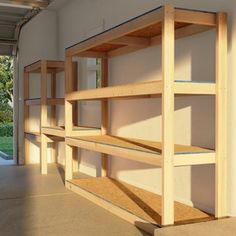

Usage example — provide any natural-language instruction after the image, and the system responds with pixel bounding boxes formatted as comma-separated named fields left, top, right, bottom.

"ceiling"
left=0, top=0, right=52, bottom=56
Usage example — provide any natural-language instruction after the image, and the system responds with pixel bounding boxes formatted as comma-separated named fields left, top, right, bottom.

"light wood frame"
left=63, top=4, right=228, bottom=232
left=24, top=60, right=65, bottom=174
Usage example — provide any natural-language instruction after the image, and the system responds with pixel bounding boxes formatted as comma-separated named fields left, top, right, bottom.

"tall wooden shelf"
left=24, top=60, right=65, bottom=173
left=63, top=5, right=227, bottom=234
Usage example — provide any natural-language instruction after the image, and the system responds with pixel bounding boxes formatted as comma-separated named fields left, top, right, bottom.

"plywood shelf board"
left=67, top=177, right=213, bottom=227
left=70, top=135, right=213, bottom=155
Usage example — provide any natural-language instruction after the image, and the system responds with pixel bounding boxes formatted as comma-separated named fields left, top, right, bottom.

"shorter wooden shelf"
left=24, top=131, right=63, bottom=143
left=66, top=135, right=215, bottom=167
left=24, top=60, right=64, bottom=73
left=24, top=98, right=41, bottom=106
left=42, top=126, right=101, bottom=138
left=42, top=126, right=65, bottom=138
left=66, top=80, right=216, bottom=101
left=66, top=177, right=213, bottom=233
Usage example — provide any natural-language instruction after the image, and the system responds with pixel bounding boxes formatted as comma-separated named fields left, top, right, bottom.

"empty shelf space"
left=66, top=81, right=216, bottom=101
left=66, top=177, right=213, bottom=229
left=24, top=98, right=41, bottom=106
left=66, top=135, right=215, bottom=167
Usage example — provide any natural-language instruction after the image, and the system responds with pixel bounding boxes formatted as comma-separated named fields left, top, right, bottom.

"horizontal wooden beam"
left=175, top=9, right=216, bottom=26
left=174, top=152, right=215, bottom=166
left=24, top=61, right=41, bottom=73
left=77, top=50, right=107, bottom=58
left=66, top=81, right=163, bottom=101
left=42, top=126, right=65, bottom=138
left=24, top=98, right=41, bottom=106
left=110, top=36, right=150, bottom=47
left=47, top=98, right=64, bottom=106
left=66, top=80, right=216, bottom=101
left=66, top=137, right=163, bottom=167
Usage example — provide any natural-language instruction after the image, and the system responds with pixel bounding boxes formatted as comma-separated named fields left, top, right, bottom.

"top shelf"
left=66, top=5, right=218, bottom=58
left=24, top=60, right=64, bottom=73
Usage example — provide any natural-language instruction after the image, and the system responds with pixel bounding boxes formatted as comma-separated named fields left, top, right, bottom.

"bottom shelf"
left=66, top=177, right=213, bottom=234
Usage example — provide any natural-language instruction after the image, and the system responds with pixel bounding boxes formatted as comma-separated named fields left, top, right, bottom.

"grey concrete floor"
left=0, top=164, right=149, bottom=236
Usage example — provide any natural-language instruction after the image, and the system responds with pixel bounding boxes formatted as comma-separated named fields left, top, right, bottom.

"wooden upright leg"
left=65, top=57, right=74, bottom=178
left=65, top=144, right=73, bottom=180
left=51, top=72, right=57, bottom=163
left=40, top=60, right=48, bottom=174
left=24, top=71, right=29, bottom=165
left=161, top=5, right=175, bottom=226
left=215, top=12, right=228, bottom=218
left=101, top=58, right=109, bottom=177
left=41, top=134, right=47, bottom=174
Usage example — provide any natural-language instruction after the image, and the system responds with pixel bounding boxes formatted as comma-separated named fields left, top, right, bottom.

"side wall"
left=18, top=0, right=236, bottom=216
left=18, top=10, right=58, bottom=164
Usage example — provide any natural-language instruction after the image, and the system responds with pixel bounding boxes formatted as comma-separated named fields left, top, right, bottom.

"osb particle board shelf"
left=66, top=177, right=213, bottom=234
left=66, top=6, right=216, bottom=58
left=66, top=80, right=216, bottom=101
left=66, top=135, right=215, bottom=167
left=41, top=126, right=101, bottom=138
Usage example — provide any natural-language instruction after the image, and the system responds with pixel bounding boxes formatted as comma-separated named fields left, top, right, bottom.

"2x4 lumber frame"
left=101, top=58, right=109, bottom=177
left=24, top=60, right=41, bottom=73
left=215, top=12, right=227, bottom=218
left=161, top=5, right=175, bottom=226
left=47, top=98, right=64, bottom=105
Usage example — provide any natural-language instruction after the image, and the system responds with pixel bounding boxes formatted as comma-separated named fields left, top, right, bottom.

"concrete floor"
left=0, top=164, right=149, bottom=236
left=1, top=163, right=236, bottom=236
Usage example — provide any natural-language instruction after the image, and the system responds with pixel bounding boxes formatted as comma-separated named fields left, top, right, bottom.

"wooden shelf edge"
left=25, top=98, right=41, bottom=106
left=41, top=127, right=65, bottom=138
left=65, top=180, right=158, bottom=235
left=66, top=81, right=216, bottom=101
left=66, top=135, right=215, bottom=167
left=47, top=98, right=64, bottom=106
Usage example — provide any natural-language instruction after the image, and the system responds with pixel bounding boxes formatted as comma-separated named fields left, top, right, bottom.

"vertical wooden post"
left=65, top=56, right=74, bottom=179
left=40, top=60, right=48, bottom=174
left=101, top=58, right=109, bottom=177
left=72, top=62, right=79, bottom=172
left=51, top=72, right=58, bottom=163
left=24, top=71, right=30, bottom=164
left=215, top=12, right=227, bottom=218
left=161, top=5, right=175, bottom=226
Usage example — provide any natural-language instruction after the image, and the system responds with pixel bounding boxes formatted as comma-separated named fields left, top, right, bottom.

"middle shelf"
left=66, top=135, right=215, bottom=167
left=66, top=80, right=216, bottom=101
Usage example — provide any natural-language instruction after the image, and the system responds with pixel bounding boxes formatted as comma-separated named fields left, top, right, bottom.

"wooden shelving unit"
left=24, top=60, right=65, bottom=173
left=64, top=5, right=227, bottom=234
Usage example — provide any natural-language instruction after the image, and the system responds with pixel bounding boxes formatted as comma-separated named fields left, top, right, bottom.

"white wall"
left=18, top=0, right=236, bottom=216
left=18, top=10, right=58, bottom=164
